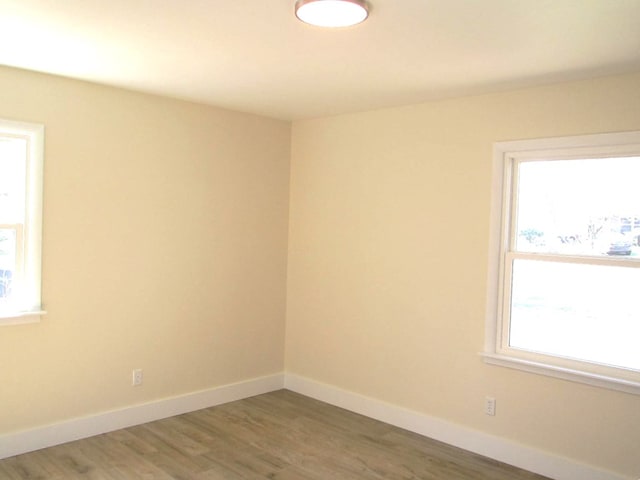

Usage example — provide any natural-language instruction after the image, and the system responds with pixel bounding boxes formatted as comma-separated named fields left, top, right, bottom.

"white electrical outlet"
left=132, top=369, right=143, bottom=386
left=485, top=396, right=496, bottom=416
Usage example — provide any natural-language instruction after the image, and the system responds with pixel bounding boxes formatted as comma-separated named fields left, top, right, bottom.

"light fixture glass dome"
left=295, top=0, right=369, bottom=28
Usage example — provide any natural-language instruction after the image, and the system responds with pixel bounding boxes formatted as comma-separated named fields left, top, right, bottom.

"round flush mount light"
left=295, top=0, right=369, bottom=28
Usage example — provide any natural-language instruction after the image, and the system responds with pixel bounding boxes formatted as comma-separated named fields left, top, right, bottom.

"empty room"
left=1, top=1, right=639, bottom=479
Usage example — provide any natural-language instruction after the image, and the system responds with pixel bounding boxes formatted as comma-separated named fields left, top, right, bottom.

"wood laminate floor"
left=0, top=390, right=551, bottom=479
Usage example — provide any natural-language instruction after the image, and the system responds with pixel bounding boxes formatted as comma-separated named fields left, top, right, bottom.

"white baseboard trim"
left=0, top=372, right=628, bottom=480
left=284, top=373, right=626, bottom=480
left=0, top=373, right=284, bottom=460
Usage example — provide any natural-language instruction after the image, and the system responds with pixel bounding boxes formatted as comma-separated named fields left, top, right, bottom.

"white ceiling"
left=1, top=0, right=639, bottom=120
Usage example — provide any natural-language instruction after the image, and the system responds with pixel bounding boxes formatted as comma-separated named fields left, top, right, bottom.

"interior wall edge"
left=283, top=373, right=627, bottom=480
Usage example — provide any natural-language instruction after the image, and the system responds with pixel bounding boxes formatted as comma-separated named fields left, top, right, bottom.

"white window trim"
left=0, top=118, right=46, bottom=325
left=483, top=131, right=640, bottom=396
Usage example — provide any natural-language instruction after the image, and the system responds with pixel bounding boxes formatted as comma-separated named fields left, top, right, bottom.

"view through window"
left=486, top=132, right=640, bottom=394
left=0, top=119, right=44, bottom=324
left=0, top=137, right=27, bottom=305
left=511, top=157, right=640, bottom=371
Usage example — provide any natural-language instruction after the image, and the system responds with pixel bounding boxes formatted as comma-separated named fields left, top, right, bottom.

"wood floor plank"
left=0, top=390, right=551, bottom=479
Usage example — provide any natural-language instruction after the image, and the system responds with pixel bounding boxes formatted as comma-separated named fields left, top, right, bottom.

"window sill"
left=0, top=310, right=47, bottom=326
left=481, top=352, right=640, bottom=396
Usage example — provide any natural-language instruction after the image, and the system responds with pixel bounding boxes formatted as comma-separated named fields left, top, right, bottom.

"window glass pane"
left=0, top=120, right=43, bottom=320
left=510, top=259, right=640, bottom=371
left=515, top=157, right=640, bottom=257
left=0, top=228, right=16, bottom=301
left=0, top=137, right=27, bottom=223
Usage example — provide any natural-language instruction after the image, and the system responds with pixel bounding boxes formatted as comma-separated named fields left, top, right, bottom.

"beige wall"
left=286, top=72, right=640, bottom=477
left=2, top=63, right=639, bottom=478
left=0, top=66, right=291, bottom=432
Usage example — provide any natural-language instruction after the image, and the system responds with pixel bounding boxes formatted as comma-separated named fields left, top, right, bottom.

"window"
left=0, top=118, right=45, bottom=325
left=484, top=131, right=640, bottom=395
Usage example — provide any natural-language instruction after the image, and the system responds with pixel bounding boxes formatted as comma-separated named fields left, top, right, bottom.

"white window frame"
left=483, top=131, right=640, bottom=395
left=0, top=118, right=46, bottom=325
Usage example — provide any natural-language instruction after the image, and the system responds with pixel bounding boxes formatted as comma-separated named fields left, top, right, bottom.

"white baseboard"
left=284, top=373, right=626, bottom=480
left=0, top=372, right=628, bottom=480
left=0, top=373, right=284, bottom=460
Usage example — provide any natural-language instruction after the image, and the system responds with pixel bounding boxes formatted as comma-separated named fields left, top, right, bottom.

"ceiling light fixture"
left=295, top=0, right=369, bottom=28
